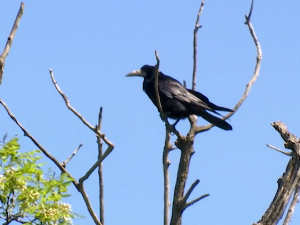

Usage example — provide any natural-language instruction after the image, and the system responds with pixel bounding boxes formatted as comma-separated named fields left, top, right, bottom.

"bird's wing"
left=159, top=80, right=214, bottom=112
left=187, top=89, right=233, bottom=112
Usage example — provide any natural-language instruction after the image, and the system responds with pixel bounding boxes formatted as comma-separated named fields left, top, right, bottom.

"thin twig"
left=0, top=100, right=102, bottom=225
left=188, top=1, right=205, bottom=129
left=183, top=193, right=209, bottom=210
left=182, top=179, right=200, bottom=203
left=62, top=143, right=83, bottom=167
left=267, top=144, right=292, bottom=156
left=97, top=107, right=105, bottom=225
left=79, top=144, right=113, bottom=183
left=49, top=69, right=114, bottom=150
left=154, top=50, right=163, bottom=118
left=194, top=0, right=261, bottom=134
left=192, top=1, right=204, bottom=91
left=283, top=180, right=300, bottom=225
left=0, top=2, right=24, bottom=85
left=0, top=99, right=77, bottom=185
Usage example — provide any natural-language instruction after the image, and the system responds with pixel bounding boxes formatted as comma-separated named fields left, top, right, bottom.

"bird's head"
left=126, top=65, right=158, bottom=79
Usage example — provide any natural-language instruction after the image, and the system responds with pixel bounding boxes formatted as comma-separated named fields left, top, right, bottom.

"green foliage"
left=0, top=137, right=80, bottom=224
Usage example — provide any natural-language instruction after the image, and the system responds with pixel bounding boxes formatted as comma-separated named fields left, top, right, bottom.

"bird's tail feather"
left=187, top=89, right=233, bottom=113
left=196, top=111, right=232, bottom=130
left=211, top=105, right=233, bottom=112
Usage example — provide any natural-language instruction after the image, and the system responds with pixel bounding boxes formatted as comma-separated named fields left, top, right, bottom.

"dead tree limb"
left=169, top=1, right=261, bottom=224
left=194, top=0, right=262, bottom=134
left=192, top=1, right=205, bottom=91
left=97, top=107, right=105, bottom=225
left=254, top=121, right=300, bottom=225
left=0, top=99, right=102, bottom=225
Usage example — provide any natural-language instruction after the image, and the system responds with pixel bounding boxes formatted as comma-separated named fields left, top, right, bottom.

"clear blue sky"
left=1, top=1, right=300, bottom=224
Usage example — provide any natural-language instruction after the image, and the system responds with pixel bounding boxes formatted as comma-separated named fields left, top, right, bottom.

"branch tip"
left=266, top=144, right=292, bottom=156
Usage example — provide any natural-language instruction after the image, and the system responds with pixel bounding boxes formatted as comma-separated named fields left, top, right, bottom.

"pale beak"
left=126, top=69, right=146, bottom=78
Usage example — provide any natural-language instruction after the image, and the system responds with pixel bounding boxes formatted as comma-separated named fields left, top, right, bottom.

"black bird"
left=126, top=65, right=233, bottom=130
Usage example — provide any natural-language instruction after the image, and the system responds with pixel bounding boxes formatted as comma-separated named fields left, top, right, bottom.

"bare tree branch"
left=154, top=50, right=182, bottom=225
left=77, top=182, right=102, bottom=225
left=181, top=179, right=200, bottom=204
left=0, top=99, right=77, bottom=183
left=183, top=193, right=209, bottom=211
left=0, top=99, right=102, bottom=225
left=97, top=107, right=105, bottom=225
left=163, top=129, right=172, bottom=225
left=283, top=180, right=300, bottom=225
left=192, top=1, right=205, bottom=91
left=154, top=50, right=163, bottom=118
left=153, top=51, right=183, bottom=139
left=62, top=143, right=83, bottom=167
left=254, top=121, right=300, bottom=225
left=194, top=0, right=262, bottom=134
left=49, top=68, right=114, bottom=182
left=0, top=2, right=24, bottom=85
left=168, top=2, right=206, bottom=224
left=170, top=1, right=262, bottom=224
left=170, top=136, right=195, bottom=225
left=267, top=144, right=292, bottom=156
left=49, top=69, right=114, bottom=150
left=79, top=145, right=113, bottom=183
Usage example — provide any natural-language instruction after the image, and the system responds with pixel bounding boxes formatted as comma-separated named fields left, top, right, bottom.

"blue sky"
left=1, top=0, right=300, bottom=224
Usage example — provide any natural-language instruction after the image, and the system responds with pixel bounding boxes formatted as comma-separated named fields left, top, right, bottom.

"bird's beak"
left=126, top=69, right=146, bottom=78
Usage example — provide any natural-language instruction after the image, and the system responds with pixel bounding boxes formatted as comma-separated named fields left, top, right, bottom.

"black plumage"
left=126, top=65, right=233, bottom=130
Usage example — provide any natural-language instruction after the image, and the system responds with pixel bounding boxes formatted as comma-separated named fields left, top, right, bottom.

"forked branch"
left=0, top=99, right=102, bottom=225
left=254, top=121, right=300, bottom=225
left=193, top=0, right=262, bottom=134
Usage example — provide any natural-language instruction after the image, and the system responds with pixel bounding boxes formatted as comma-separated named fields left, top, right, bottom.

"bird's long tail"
left=196, top=111, right=232, bottom=130
left=188, top=89, right=233, bottom=113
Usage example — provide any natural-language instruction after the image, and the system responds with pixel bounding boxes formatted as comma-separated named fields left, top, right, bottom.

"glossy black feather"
left=137, top=65, right=233, bottom=130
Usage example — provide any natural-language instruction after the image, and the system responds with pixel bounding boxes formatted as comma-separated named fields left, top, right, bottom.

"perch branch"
left=0, top=2, right=24, bottom=85
left=154, top=50, right=163, bottom=119
left=170, top=2, right=210, bottom=224
left=153, top=51, right=183, bottom=139
left=194, top=0, right=262, bottom=134
left=170, top=136, right=196, bottom=225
